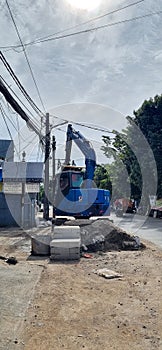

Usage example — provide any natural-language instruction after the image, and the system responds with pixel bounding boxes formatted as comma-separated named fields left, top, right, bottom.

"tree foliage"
left=94, top=165, right=112, bottom=193
left=101, top=94, right=162, bottom=203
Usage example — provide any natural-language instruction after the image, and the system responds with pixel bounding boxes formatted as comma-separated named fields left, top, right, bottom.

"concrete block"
left=31, top=235, right=51, bottom=255
left=50, top=247, right=80, bottom=261
left=50, top=237, right=81, bottom=261
left=50, top=238, right=81, bottom=248
left=53, top=226, right=80, bottom=240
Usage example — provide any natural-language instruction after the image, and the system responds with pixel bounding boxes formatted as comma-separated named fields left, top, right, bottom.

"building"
left=0, top=140, right=43, bottom=228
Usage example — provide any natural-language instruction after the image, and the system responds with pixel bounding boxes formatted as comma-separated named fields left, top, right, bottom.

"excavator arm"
left=65, top=124, right=96, bottom=182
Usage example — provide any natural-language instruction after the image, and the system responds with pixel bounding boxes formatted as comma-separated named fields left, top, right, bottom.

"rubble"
left=95, top=268, right=123, bottom=279
left=72, top=219, right=145, bottom=252
left=29, top=218, right=145, bottom=258
left=0, top=255, right=18, bottom=264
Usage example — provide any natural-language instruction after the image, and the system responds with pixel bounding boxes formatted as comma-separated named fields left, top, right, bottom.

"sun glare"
left=66, top=0, right=101, bottom=11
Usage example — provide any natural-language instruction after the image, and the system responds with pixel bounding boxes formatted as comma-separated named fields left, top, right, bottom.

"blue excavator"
left=54, top=124, right=110, bottom=218
left=0, top=76, right=110, bottom=219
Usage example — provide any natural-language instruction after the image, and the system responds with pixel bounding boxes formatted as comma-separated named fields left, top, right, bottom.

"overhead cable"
left=16, top=113, right=21, bottom=155
left=0, top=51, right=44, bottom=117
left=5, top=0, right=46, bottom=113
left=1, top=100, right=26, bottom=140
left=0, top=102, right=21, bottom=159
left=13, top=0, right=144, bottom=49
left=0, top=75, right=42, bottom=130
left=1, top=9, right=161, bottom=50
left=29, top=10, right=162, bottom=46
left=0, top=76, right=45, bottom=143
left=19, top=134, right=41, bottom=153
left=0, top=102, right=13, bottom=140
left=50, top=114, right=114, bottom=134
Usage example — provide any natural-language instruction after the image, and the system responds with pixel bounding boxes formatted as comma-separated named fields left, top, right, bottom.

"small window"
left=71, top=173, right=83, bottom=188
left=60, top=175, right=69, bottom=191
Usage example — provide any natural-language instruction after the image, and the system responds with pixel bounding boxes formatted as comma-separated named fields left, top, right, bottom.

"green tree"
left=101, top=132, right=142, bottom=201
left=133, top=95, right=162, bottom=198
left=39, top=184, right=44, bottom=203
left=101, top=94, right=161, bottom=206
left=94, top=164, right=112, bottom=193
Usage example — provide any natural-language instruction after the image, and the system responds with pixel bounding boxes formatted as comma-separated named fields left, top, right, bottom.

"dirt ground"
left=0, top=222, right=162, bottom=350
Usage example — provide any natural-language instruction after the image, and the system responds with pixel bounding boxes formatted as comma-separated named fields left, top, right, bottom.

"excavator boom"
left=65, top=124, right=96, bottom=183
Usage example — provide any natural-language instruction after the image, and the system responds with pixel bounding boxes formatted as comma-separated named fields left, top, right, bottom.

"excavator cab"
left=54, top=166, right=85, bottom=209
left=59, top=166, right=84, bottom=194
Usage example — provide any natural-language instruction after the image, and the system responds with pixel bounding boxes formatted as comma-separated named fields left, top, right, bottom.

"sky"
left=0, top=0, right=162, bottom=166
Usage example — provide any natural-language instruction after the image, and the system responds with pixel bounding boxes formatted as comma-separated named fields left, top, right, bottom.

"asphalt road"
left=111, top=212, right=162, bottom=249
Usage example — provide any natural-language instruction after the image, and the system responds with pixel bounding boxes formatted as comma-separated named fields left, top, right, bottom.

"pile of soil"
left=65, top=218, right=145, bottom=252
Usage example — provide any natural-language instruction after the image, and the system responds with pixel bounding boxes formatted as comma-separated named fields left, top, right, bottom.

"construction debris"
left=95, top=268, right=123, bottom=279
left=31, top=235, right=51, bottom=256
left=50, top=226, right=81, bottom=261
left=0, top=255, right=18, bottom=265
left=29, top=218, right=145, bottom=259
left=77, top=219, right=145, bottom=252
left=82, top=253, right=93, bottom=259
left=6, top=256, right=18, bottom=265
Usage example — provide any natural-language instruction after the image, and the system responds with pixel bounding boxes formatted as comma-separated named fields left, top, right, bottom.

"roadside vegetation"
left=96, top=94, right=162, bottom=207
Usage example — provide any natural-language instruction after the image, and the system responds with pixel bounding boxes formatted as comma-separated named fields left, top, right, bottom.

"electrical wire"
left=72, top=121, right=114, bottom=134
left=16, top=113, right=20, bottom=155
left=0, top=75, right=43, bottom=131
left=19, top=134, right=39, bottom=152
left=50, top=121, right=68, bottom=130
left=49, top=113, right=114, bottom=134
left=0, top=51, right=44, bottom=117
left=0, top=75, right=45, bottom=149
left=29, top=10, right=162, bottom=46
left=5, top=0, right=46, bottom=113
left=0, top=102, right=21, bottom=160
left=36, top=142, right=42, bottom=161
left=9, top=0, right=144, bottom=50
left=0, top=103, right=13, bottom=140
left=1, top=100, right=26, bottom=141
left=1, top=9, right=161, bottom=50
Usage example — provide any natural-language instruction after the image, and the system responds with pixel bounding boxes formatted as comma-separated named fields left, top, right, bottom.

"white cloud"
left=0, top=0, right=162, bottom=158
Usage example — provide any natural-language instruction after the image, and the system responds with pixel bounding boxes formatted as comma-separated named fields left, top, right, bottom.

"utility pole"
left=43, top=112, right=50, bottom=220
left=52, top=135, right=56, bottom=218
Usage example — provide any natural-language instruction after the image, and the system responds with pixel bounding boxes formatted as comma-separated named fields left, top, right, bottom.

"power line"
left=0, top=76, right=45, bottom=145
left=50, top=114, right=114, bottom=134
left=10, top=0, right=144, bottom=50
left=1, top=100, right=26, bottom=141
left=16, top=113, right=21, bottom=155
left=30, top=10, right=162, bottom=45
left=3, top=112, right=42, bottom=157
left=50, top=121, right=68, bottom=131
left=0, top=51, right=44, bottom=117
left=0, top=102, right=21, bottom=160
left=72, top=121, right=114, bottom=134
left=5, top=0, right=46, bottom=113
left=18, top=134, right=40, bottom=153
left=0, top=75, right=42, bottom=131
left=1, top=9, right=161, bottom=50
left=0, top=102, right=13, bottom=140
